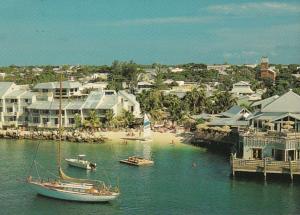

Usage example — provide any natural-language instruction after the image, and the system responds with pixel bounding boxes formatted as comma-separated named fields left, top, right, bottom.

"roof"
left=118, top=90, right=139, bottom=105
left=251, top=95, right=279, bottom=108
left=97, top=96, right=117, bottom=109
left=233, top=81, right=251, bottom=86
left=0, top=82, right=14, bottom=97
left=20, top=91, right=36, bottom=98
left=220, top=105, right=244, bottom=118
left=248, top=112, right=300, bottom=122
left=27, top=101, right=68, bottom=110
left=5, top=90, right=25, bottom=98
left=208, top=118, right=249, bottom=126
left=82, top=91, right=104, bottom=109
left=66, top=100, right=84, bottom=110
left=262, top=90, right=300, bottom=113
left=34, top=81, right=82, bottom=90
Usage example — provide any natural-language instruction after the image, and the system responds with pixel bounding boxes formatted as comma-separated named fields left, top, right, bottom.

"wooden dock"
left=120, top=156, right=154, bottom=166
left=231, top=155, right=300, bottom=180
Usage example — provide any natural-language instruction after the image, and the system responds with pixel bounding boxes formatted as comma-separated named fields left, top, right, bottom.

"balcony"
left=241, top=131, right=300, bottom=149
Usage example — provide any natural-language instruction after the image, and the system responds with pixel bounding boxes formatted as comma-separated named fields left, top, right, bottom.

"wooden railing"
left=231, top=156, right=300, bottom=180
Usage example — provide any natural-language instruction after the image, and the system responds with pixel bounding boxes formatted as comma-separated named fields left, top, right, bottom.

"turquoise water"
left=0, top=139, right=299, bottom=215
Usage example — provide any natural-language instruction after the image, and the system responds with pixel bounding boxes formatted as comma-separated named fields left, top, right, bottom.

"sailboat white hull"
left=65, top=159, right=94, bottom=170
left=29, top=182, right=119, bottom=202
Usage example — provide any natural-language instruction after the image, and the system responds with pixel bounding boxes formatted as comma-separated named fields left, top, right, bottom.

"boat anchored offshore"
left=120, top=156, right=154, bottom=166
left=65, top=155, right=96, bottom=170
left=27, top=72, right=119, bottom=202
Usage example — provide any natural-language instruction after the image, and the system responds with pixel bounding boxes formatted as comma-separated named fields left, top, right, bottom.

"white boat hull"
left=65, top=159, right=93, bottom=170
left=29, top=182, right=119, bottom=202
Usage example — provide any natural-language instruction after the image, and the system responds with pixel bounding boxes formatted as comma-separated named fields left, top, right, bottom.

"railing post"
left=230, top=153, right=235, bottom=177
left=263, top=158, right=267, bottom=181
left=289, top=157, right=293, bottom=181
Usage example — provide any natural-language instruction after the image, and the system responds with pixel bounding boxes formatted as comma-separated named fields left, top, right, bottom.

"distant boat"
left=65, top=155, right=96, bottom=170
left=27, top=73, right=119, bottom=202
left=120, top=156, right=154, bottom=166
left=143, top=113, right=152, bottom=141
left=121, top=113, right=152, bottom=141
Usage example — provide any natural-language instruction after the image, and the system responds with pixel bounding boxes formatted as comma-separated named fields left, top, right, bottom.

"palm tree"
left=74, top=113, right=82, bottom=128
left=104, top=110, right=114, bottom=128
left=184, top=86, right=207, bottom=114
left=211, top=90, right=237, bottom=113
left=163, top=94, right=185, bottom=127
left=86, top=110, right=101, bottom=130
left=122, top=110, right=135, bottom=128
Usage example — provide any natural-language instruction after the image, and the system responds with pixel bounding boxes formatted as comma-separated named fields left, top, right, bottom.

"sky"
left=0, top=0, right=299, bottom=66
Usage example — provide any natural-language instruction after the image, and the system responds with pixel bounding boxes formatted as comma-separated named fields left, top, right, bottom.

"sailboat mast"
left=58, top=72, right=63, bottom=171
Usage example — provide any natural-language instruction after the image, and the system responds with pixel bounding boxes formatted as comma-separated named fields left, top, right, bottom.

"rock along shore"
left=0, top=129, right=106, bottom=143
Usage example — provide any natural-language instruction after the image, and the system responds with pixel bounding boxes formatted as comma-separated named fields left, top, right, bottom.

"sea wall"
left=0, top=129, right=106, bottom=143
left=191, top=130, right=239, bottom=154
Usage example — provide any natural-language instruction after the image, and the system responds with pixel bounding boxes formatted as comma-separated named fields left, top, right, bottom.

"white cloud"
left=97, top=16, right=214, bottom=27
left=208, top=2, right=300, bottom=14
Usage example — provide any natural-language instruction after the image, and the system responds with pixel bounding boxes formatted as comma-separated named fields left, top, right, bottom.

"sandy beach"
left=99, top=130, right=192, bottom=144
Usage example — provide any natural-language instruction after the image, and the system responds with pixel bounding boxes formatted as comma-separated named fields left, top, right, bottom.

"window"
left=54, top=118, right=58, bottom=125
left=0, top=107, right=2, bottom=112
left=41, top=110, right=49, bottom=115
left=42, top=89, right=48, bottom=93
left=10, top=99, right=17, bottom=103
left=252, top=148, right=262, bottom=159
left=7, top=107, right=13, bottom=113
left=69, top=118, right=75, bottom=124
left=33, top=117, right=40, bottom=123
left=130, top=106, right=134, bottom=113
left=42, top=118, right=49, bottom=124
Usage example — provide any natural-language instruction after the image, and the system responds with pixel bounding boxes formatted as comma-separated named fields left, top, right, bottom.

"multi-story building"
left=27, top=89, right=141, bottom=128
left=0, top=82, right=36, bottom=128
left=231, top=90, right=300, bottom=179
left=260, top=57, right=276, bottom=81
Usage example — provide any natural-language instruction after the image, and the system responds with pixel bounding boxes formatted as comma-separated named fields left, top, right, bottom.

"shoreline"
left=0, top=128, right=193, bottom=145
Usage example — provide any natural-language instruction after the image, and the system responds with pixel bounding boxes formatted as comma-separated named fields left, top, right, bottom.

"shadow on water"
left=232, top=172, right=300, bottom=185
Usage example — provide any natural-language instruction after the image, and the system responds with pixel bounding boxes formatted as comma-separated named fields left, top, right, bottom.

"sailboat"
left=27, top=74, right=119, bottom=202
left=142, top=113, right=152, bottom=141
left=120, top=113, right=152, bottom=141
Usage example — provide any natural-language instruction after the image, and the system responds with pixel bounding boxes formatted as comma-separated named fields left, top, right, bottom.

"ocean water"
left=0, top=139, right=299, bottom=215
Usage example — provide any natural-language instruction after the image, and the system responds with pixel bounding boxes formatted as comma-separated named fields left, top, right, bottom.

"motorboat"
left=65, top=155, right=96, bottom=170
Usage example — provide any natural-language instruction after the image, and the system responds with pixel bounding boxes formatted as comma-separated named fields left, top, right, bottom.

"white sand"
left=99, top=131, right=189, bottom=144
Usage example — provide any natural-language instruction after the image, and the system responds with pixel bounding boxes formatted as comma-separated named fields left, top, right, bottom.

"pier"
left=231, top=155, right=300, bottom=180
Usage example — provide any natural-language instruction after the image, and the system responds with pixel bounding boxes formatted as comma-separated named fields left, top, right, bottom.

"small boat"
left=65, top=155, right=96, bottom=170
left=120, top=156, right=154, bottom=166
left=120, top=113, right=152, bottom=142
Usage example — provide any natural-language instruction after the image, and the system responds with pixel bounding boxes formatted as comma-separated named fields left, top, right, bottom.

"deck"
left=231, top=156, right=300, bottom=180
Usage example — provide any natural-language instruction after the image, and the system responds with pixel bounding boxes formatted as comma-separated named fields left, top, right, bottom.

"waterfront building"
left=248, top=90, right=300, bottom=132
left=27, top=89, right=141, bottom=128
left=232, top=90, right=300, bottom=179
left=207, top=105, right=251, bottom=129
left=0, top=82, right=36, bottom=128
left=33, top=81, right=83, bottom=99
